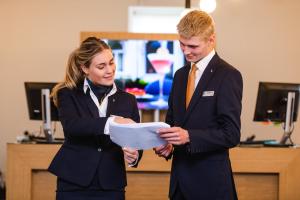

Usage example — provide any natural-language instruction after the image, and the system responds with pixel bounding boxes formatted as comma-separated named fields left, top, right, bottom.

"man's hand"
left=154, top=143, right=173, bottom=158
left=158, top=127, right=190, bottom=145
left=123, top=147, right=138, bottom=165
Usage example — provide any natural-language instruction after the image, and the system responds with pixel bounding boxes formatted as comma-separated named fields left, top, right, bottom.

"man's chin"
left=185, top=57, right=195, bottom=63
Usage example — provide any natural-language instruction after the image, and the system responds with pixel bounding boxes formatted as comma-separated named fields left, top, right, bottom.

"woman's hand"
left=114, top=116, right=135, bottom=124
left=123, top=147, right=139, bottom=165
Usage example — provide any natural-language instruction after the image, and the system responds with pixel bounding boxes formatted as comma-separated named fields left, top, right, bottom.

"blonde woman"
left=49, top=37, right=142, bottom=200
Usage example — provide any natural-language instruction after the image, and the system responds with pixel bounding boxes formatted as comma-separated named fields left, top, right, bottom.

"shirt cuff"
left=128, top=151, right=139, bottom=167
left=104, top=116, right=115, bottom=135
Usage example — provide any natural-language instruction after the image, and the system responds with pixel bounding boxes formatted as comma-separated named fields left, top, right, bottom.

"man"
left=155, top=10, right=243, bottom=200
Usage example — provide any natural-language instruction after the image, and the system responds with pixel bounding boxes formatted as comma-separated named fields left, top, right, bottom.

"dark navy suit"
left=48, top=84, right=141, bottom=196
left=167, top=54, right=243, bottom=200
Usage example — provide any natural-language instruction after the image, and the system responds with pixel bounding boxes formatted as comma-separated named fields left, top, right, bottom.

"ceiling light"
left=199, top=0, right=217, bottom=13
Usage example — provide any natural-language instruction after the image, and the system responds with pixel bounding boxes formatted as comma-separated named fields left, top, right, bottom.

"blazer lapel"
left=106, top=89, right=120, bottom=117
left=183, top=54, right=220, bottom=124
left=77, top=87, right=99, bottom=118
left=178, top=65, right=190, bottom=119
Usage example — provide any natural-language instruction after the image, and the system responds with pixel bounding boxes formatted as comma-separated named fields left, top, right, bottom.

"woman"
left=48, top=37, right=142, bottom=200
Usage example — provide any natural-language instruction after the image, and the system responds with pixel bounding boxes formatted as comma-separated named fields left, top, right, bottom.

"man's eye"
left=189, top=46, right=198, bottom=49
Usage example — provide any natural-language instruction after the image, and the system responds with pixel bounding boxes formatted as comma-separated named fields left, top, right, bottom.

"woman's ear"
left=80, top=65, right=88, bottom=75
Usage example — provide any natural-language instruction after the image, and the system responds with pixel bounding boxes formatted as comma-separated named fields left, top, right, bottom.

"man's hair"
left=177, top=10, right=215, bottom=40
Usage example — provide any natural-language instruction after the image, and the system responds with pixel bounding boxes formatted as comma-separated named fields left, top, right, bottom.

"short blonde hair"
left=177, top=10, right=215, bottom=40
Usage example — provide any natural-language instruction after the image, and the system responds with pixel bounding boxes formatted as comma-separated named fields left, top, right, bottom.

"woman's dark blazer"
left=48, top=84, right=141, bottom=190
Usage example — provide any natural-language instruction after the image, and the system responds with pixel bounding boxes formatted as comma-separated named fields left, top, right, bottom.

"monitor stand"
left=30, top=129, right=64, bottom=144
left=35, top=139, right=64, bottom=144
left=263, top=143, right=293, bottom=147
left=33, top=134, right=64, bottom=144
left=38, top=89, right=63, bottom=144
left=264, top=92, right=296, bottom=148
left=263, top=131, right=294, bottom=148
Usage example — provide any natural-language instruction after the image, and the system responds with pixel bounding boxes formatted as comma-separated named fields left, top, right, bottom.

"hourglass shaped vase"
left=147, top=47, right=174, bottom=107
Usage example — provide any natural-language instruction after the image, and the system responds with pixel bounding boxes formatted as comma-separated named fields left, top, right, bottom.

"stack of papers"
left=109, top=122, right=170, bottom=150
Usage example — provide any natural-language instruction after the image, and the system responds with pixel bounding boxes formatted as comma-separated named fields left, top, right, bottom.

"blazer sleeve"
left=188, top=68, right=243, bottom=153
left=57, top=88, right=108, bottom=138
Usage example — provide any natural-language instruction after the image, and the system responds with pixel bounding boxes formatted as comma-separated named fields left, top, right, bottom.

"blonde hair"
left=177, top=10, right=215, bottom=40
left=51, top=37, right=111, bottom=106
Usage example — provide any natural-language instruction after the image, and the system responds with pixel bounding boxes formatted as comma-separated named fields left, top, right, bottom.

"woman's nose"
left=106, top=64, right=115, bottom=73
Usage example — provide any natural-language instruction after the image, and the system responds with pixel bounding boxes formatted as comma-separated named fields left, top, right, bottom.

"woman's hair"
left=51, top=37, right=111, bottom=106
left=177, top=10, right=215, bottom=40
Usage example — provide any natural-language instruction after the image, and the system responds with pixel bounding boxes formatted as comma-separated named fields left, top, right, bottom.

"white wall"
left=0, top=0, right=138, bottom=176
left=214, top=0, right=300, bottom=142
left=1, top=0, right=300, bottom=178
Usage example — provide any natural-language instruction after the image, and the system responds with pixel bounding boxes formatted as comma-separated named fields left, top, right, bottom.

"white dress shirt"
left=191, top=49, right=216, bottom=89
left=83, top=78, right=117, bottom=135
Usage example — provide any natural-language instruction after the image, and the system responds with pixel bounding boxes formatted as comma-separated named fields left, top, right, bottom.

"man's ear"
left=209, top=33, right=216, bottom=44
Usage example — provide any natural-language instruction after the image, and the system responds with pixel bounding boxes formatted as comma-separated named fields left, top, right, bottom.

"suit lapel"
left=106, top=89, right=120, bottom=116
left=183, top=54, right=220, bottom=124
left=77, top=87, right=99, bottom=118
left=85, top=95, right=99, bottom=117
left=178, top=65, right=190, bottom=119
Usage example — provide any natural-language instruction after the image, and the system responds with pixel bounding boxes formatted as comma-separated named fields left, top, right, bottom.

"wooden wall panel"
left=7, top=144, right=300, bottom=200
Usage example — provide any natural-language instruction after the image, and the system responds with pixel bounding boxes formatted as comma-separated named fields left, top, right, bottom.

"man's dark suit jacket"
left=166, top=54, right=243, bottom=200
left=48, top=85, right=141, bottom=191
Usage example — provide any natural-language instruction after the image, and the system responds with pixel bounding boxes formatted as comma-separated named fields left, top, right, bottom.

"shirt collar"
left=192, top=49, right=216, bottom=71
left=83, top=78, right=117, bottom=96
left=83, top=78, right=90, bottom=94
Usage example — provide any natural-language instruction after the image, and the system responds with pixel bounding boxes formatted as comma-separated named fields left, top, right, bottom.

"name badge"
left=202, top=91, right=215, bottom=97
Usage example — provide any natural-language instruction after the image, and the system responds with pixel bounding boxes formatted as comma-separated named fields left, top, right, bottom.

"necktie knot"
left=191, top=63, right=197, bottom=74
left=186, top=64, right=197, bottom=108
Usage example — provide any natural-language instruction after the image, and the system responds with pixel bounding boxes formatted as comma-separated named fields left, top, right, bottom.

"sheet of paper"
left=109, top=122, right=170, bottom=150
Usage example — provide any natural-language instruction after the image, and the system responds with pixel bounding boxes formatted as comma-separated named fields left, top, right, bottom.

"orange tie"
left=186, top=64, right=197, bottom=108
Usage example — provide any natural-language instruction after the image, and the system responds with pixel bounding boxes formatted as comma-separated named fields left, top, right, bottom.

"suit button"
left=97, top=148, right=102, bottom=152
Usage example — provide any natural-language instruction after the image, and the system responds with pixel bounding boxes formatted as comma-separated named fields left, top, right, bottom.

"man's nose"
left=183, top=48, right=191, bottom=55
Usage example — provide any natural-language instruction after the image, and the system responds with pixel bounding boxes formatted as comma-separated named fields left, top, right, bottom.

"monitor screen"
left=102, top=37, right=186, bottom=110
left=253, top=82, right=300, bottom=122
left=24, top=82, right=59, bottom=121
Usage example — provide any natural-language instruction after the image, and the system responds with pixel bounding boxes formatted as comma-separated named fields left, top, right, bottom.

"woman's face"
left=81, top=49, right=116, bottom=86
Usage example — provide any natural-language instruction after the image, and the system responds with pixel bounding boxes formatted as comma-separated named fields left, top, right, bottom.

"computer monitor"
left=253, top=82, right=300, bottom=145
left=24, top=82, right=59, bottom=143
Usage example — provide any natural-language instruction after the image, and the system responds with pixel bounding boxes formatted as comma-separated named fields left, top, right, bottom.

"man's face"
left=179, top=34, right=215, bottom=63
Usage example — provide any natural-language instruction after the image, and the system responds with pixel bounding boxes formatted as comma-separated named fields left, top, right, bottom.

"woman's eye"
left=97, top=65, right=104, bottom=69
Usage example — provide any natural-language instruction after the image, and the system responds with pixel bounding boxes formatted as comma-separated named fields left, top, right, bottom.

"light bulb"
left=199, top=0, right=217, bottom=13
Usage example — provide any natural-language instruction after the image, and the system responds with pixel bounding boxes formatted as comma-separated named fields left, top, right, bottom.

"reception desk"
left=6, top=144, right=300, bottom=200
